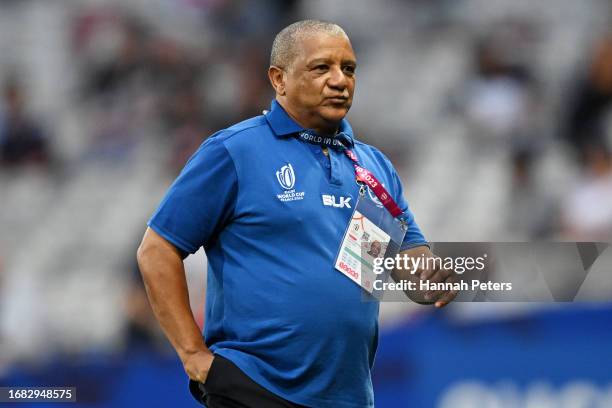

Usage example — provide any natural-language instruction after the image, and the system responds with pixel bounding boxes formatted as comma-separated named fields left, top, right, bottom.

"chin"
left=319, top=105, right=350, bottom=123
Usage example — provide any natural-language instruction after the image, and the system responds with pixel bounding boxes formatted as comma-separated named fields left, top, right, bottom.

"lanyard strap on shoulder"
left=293, top=130, right=404, bottom=219
left=343, top=149, right=404, bottom=218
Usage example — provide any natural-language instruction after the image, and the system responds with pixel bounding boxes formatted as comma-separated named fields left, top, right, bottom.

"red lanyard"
left=294, top=131, right=404, bottom=219
left=344, top=149, right=404, bottom=218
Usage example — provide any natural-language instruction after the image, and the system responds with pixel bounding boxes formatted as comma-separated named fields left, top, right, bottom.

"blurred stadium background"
left=1, top=0, right=612, bottom=407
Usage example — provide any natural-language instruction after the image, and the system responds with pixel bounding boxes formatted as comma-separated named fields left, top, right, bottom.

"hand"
left=394, top=246, right=459, bottom=308
left=182, top=350, right=215, bottom=383
left=419, top=257, right=458, bottom=308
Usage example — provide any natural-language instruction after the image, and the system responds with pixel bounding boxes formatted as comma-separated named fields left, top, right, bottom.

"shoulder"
left=353, top=140, right=396, bottom=171
left=187, top=114, right=270, bottom=163
left=208, top=115, right=270, bottom=147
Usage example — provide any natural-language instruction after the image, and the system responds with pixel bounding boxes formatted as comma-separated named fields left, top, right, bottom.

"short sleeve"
left=148, top=137, right=238, bottom=254
left=389, top=168, right=429, bottom=251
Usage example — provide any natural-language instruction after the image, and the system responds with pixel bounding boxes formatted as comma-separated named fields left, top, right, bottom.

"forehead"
left=295, top=33, right=356, bottom=63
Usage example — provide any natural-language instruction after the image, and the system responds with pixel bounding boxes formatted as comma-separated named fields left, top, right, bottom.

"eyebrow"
left=307, top=58, right=357, bottom=67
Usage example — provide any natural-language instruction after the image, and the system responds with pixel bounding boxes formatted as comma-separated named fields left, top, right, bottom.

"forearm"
left=137, top=228, right=209, bottom=362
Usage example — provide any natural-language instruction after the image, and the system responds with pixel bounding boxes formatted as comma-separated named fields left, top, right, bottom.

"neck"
left=277, top=98, right=340, bottom=136
left=313, top=123, right=340, bottom=136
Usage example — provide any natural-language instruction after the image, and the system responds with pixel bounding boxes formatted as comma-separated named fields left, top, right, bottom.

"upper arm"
left=138, top=227, right=188, bottom=262
left=383, top=158, right=428, bottom=250
left=147, top=137, right=238, bottom=254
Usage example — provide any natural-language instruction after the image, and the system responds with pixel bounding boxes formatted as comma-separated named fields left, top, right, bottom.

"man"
left=137, top=20, right=456, bottom=408
left=367, top=241, right=382, bottom=258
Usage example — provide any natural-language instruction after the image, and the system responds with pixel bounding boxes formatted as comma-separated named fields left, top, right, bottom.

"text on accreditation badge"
left=334, top=194, right=407, bottom=294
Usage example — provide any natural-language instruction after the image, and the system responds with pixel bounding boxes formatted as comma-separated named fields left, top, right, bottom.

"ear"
left=268, top=66, right=286, bottom=96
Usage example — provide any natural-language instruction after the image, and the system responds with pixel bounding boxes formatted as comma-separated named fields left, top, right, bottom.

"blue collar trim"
left=264, top=99, right=355, bottom=147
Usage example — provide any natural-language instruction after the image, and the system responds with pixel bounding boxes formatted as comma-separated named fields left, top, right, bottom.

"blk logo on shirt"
left=322, top=194, right=352, bottom=209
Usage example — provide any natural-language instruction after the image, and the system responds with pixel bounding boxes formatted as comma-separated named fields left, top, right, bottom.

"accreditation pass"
left=335, top=209, right=391, bottom=293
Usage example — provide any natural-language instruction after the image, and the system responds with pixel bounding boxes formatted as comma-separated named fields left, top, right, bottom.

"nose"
left=327, top=65, right=348, bottom=91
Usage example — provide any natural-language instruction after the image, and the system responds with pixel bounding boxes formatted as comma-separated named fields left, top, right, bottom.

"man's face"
left=369, top=241, right=381, bottom=257
left=282, top=33, right=356, bottom=131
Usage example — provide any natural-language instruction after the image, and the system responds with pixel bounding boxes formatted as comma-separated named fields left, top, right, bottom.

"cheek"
left=296, top=79, right=326, bottom=101
left=347, top=79, right=356, bottom=95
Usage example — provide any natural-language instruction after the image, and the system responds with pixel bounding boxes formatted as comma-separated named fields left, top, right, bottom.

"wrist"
left=177, top=344, right=209, bottom=363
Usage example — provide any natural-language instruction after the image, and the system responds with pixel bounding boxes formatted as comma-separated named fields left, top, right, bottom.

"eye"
left=313, top=64, right=328, bottom=72
left=343, top=65, right=356, bottom=75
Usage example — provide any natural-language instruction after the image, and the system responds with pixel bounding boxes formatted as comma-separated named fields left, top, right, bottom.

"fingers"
left=435, top=287, right=458, bottom=308
left=193, top=373, right=207, bottom=383
left=422, top=267, right=458, bottom=306
left=420, top=261, right=442, bottom=300
left=422, top=268, right=452, bottom=301
left=186, top=365, right=207, bottom=383
left=405, top=251, right=460, bottom=308
left=419, top=256, right=441, bottom=281
left=183, top=352, right=214, bottom=384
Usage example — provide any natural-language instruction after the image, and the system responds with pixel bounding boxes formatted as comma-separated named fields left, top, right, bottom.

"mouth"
left=324, top=97, right=349, bottom=105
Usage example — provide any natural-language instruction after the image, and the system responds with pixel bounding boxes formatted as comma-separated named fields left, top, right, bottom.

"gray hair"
left=270, top=20, right=347, bottom=69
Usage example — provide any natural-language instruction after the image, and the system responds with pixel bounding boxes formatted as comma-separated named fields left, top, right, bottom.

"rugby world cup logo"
left=276, top=163, right=295, bottom=190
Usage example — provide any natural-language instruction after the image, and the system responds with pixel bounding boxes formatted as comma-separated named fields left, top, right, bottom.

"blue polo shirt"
left=148, top=100, right=427, bottom=407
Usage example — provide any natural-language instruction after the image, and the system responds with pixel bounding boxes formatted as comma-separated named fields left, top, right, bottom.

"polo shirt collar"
left=264, top=99, right=355, bottom=147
